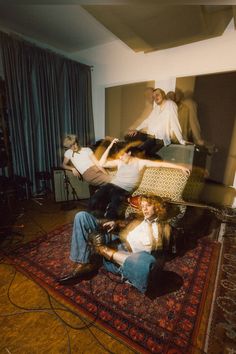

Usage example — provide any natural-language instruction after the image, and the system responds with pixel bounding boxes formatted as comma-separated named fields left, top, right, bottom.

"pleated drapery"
left=0, top=31, right=95, bottom=193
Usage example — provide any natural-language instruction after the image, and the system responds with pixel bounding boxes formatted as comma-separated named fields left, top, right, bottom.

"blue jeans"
left=104, top=252, right=158, bottom=293
left=70, top=211, right=116, bottom=263
left=70, top=211, right=163, bottom=293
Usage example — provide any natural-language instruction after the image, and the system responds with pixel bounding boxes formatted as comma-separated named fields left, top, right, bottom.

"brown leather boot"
left=88, top=231, right=105, bottom=249
left=58, top=263, right=97, bottom=284
left=96, top=245, right=116, bottom=261
left=88, top=231, right=116, bottom=261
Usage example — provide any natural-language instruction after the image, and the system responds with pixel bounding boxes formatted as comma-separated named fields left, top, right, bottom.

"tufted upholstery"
left=125, top=167, right=189, bottom=217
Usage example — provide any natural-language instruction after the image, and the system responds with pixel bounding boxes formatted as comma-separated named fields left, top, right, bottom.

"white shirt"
left=136, top=100, right=185, bottom=146
left=110, top=158, right=152, bottom=192
left=64, top=147, right=94, bottom=175
left=126, top=219, right=159, bottom=253
left=106, top=157, right=157, bottom=192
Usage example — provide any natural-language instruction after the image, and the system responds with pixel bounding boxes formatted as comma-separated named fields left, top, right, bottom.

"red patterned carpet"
left=3, top=224, right=221, bottom=354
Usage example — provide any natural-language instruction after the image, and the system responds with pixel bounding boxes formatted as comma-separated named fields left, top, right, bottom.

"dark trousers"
left=124, top=132, right=164, bottom=158
left=88, top=183, right=130, bottom=219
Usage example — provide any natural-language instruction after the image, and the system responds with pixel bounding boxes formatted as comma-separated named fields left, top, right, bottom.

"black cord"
left=0, top=262, right=123, bottom=354
left=47, top=293, right=116, bottom=354
left=0, top=208, right=137, bottom=353
left=0, top=264, right=72, bottom=354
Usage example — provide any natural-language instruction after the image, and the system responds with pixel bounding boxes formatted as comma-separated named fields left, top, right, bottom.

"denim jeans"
left=70, top=211, right=116, bottom=263
left=70, top=211, right=163, bottom=293
left=104, top=251, right=158, bottom=293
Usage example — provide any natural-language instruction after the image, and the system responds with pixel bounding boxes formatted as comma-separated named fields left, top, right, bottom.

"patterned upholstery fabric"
left=126, top=167, right=189, bottom=217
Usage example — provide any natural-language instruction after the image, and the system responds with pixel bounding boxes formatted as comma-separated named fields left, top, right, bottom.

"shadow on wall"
left=176, top=71, right=236, bottom=186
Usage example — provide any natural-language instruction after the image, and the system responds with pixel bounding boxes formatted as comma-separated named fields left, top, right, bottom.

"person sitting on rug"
left=62, top=134, right=111, bottom=186
left=58, top=195, right=173, bottom=294
left=88, top=138, right=190, bottom=219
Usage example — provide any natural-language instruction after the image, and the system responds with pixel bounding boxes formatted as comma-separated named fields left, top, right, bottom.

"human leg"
left=102, top=249, right=130, bottom=276
left=97, top=246, right=130, bottom=265
left=88, top=230, right=165, bottom=293
left=104, top=186, right=129, bottom=219
left=70, top=211, right=99, bottom=263
left=88, top=184, right=113, bottom=214
left=149, top=139, right=164, bottom=157
left=124, top=131, right=148, bottom=143
left=138, top=137, right=164, bottom=159
left=87, top=233, right=158, bottom=293
left=88, top=231, right=129, bottom=272
left=89, top=233, right=157, bottom=293
left=121, top=251, right=157, bottom=293
left=58, top=211, right=100, bottom=283
left=82, top=166, right=112, bottom=186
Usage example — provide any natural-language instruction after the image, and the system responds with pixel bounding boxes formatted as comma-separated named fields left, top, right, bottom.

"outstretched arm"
left=99, top=138, right=120, bottom=168
left=141, top=159, right=190, bottom=176
left=90, top=153, right=109, bottom=174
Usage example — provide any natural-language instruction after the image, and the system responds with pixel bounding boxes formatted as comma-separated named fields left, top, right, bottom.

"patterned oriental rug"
left=3, top=224, right=221, bottom=354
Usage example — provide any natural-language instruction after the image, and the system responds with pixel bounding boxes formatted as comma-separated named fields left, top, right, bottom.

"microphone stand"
left=61, top=170, right=79, bottom=210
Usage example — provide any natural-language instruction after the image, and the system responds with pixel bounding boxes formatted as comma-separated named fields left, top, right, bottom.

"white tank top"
left=111, top=160, right=141, bottom=192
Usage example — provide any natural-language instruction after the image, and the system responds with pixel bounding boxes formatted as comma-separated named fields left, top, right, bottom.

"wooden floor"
left=0, top=194, right=136, bottom=354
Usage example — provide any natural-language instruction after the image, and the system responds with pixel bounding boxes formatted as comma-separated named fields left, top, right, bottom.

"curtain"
left=0, top=31, right=95, bottom=193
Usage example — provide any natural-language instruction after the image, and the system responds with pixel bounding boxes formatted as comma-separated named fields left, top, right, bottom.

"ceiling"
left=0, top=4, right=116, bottom=52
left=0, top=3, right=235, bottom=53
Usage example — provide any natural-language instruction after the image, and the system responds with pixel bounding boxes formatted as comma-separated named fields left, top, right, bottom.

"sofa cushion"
left=134, top=167, right=188, bottom=199
left=126, top=167, right=189, bottom=217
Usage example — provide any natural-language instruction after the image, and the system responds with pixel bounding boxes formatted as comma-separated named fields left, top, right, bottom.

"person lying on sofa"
left=62, top=134, right=111, bottom=186
left=58, top=195, right=174, bottom=294
left=88, top=138, right=190, bottom=219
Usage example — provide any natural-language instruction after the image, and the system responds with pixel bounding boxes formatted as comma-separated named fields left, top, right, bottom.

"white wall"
left=69, top=21, right=236, bottom=140
left=1, top=22, right=236, bottom=140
